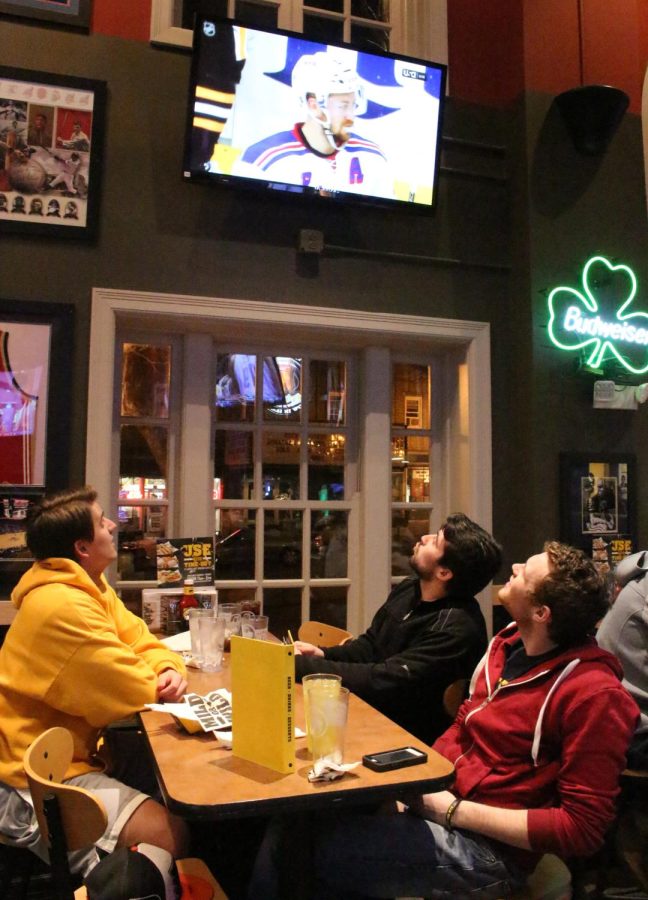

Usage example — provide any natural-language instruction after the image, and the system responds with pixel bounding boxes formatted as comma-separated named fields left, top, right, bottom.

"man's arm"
left=408, top=790, right=531, bottom=849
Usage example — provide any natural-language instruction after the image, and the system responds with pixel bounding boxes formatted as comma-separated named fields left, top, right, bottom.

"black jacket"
left=295, top=577, right=487, bottom=745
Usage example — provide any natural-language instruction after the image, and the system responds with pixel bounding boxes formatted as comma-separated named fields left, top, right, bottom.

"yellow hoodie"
left=0, top=558, right=186, bottom=788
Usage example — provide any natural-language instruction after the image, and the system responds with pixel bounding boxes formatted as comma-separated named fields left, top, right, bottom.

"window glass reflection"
left=264, top=510, right=303, bottom=579
left=309, top=586, right=348, bottom=630
left=215, top=353, right=255, bottom=423
left=262, top=431, right=300, bottom=500
left=308, top=433, right=345, bottom=500
left=264, top=587, right=301, bottom=642
left=391, top=509, right=430, bottom=576
left=391, top=436, right=430, bottom=503
left=214, top=508, right=255, bottom=580
left=312, top=510, right=347, bottom=578
left=392, top=363, right=430, bottom=429
left=262, top=356, right=302, bottom=422
left=118, top=505, right=167, bottom=581
left=120, top=426, right=167, bottom=482
left=121, top=344, right=170, bottom=418
left=214, top=430, right=253, bottom=499
left=309, top=360, right=346, bottom=425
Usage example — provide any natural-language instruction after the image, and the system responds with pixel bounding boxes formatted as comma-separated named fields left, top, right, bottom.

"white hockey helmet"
left=292, top=52, right=366, bottom=122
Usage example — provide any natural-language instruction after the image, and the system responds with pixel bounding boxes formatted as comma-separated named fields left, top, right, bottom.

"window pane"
left=264, top=586, right=301, bottom=641
left=262, top=432, right=300, bottom=500
left=308, top=434, right=345, bottom=500
left=120, top=425, right=167, bottom=481
left=392, top=363, right=430, bottom=429
left=307, top=0, right=344, bottom=12
left=350, top=23, right=389, bottom=52
left=391, top=436, right=430, bottom=502
left=309, top=360, right=346, bottom=425
left=312, top=510, right=347, bottom=578
left=262, top=356, right=302, bottom=422
left=309, top=586, right=348, bottom=630
left=121, top=344, right=170, bottom=418
left=214, top=508, right=255, bottom=580
left=181, top=1, right=228, bottom=30
left=214, top=430, right=253, bottom=499
left=391, top=509, right=430, bottom=576
left=235, top=1, right=278, bottom=27
left=119, top=477, right=167, bottom=501
left=351, top=0, right=388, bottom=21
left=303, top=13, right=343, bottom=43
left=215, top=353, right=255, bottom=423
left=264, top=510, right=303, bottom=579
left=117, top=505, right=166, bottom=581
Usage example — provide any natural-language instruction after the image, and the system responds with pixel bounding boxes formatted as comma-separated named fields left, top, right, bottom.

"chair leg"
left=44, top=794, right=75, bottom=900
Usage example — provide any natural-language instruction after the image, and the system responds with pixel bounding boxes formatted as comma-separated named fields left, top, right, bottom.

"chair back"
left=298, top=620, right=352, bottom=647
left=442, top=678, right=469, bottom=719
left=24, top=727, right=108, bottom=854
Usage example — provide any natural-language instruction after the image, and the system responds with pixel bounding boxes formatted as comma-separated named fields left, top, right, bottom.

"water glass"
left=187, top=608, right=213, bottom=663
left=198, top=615, right=225, bottom=672
left=302, top=673, right=342, bottom=754
left=309, top=686, right=349, bottom=766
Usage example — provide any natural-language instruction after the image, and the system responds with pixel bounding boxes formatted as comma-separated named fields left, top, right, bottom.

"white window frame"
left=87, top=288, right=492, bottom=633
left=150, top=0, right=448, bottom=65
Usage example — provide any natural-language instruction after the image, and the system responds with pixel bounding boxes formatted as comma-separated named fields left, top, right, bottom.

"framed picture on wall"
left=559, top=453, right=637, bottom=576
left=0, top=300, right=74, bottom=491
left=0, top=66, right=106, bottom=238
left=0, top=0, right=91, bottom=29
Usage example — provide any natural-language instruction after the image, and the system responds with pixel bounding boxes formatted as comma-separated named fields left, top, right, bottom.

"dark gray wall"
left=1, top=20, right=646, bottom=573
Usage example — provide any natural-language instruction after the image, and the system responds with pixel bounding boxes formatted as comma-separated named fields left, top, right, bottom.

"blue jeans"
left=248, top=810, right=527, bottom=899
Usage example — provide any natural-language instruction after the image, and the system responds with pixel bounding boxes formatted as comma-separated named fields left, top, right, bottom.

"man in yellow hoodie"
left=0, top=486, right=190, bottom=875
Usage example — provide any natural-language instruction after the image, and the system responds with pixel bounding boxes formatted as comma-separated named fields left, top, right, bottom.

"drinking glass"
left=309, top=686, right=349, bottom=766
left=302, top=673, right=342, bottom=754
left=187, top=608, right=213, bottom=664
left=198, top=615, right=225, bottom=672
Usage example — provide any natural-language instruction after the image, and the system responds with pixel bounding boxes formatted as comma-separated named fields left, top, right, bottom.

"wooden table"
left=140, top=663, right=455, bottom=821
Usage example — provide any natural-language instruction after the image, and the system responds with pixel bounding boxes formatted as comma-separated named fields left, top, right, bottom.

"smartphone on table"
left=362, top=746, right=428, bottom=772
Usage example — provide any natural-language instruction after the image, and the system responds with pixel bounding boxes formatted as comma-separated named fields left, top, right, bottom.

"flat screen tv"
left=183, top=15, right=447, bottom=213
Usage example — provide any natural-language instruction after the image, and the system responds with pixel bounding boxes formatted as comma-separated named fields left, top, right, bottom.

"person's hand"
left=406, top=790, right=456, bottom=825
left=156, top=668, right=187, bottom=702
left=293, top=640, right=325, bottom=657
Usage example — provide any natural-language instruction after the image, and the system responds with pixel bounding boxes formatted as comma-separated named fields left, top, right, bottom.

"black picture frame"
left=0, top=299, right=74, bottom=491
left=0, top=65, right=106, bottom=239
left=0, top=0, right=91, bottom=29
left=559, top=452, right=637, bottom=575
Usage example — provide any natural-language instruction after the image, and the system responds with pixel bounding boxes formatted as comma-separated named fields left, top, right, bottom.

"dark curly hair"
left=439, top=513, right=502, bottom=597
left=533, top=541, right=608, bottom=646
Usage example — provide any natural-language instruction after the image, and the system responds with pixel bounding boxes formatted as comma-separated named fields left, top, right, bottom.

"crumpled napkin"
left=307, top=757, right=360, bottom=782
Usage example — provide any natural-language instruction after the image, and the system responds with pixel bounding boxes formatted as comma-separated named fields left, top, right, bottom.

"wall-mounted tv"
left=183, top=15, right=447, bottom=213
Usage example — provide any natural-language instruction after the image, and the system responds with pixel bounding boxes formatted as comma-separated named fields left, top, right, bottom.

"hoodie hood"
left=11, top=557, right=108, bottom=610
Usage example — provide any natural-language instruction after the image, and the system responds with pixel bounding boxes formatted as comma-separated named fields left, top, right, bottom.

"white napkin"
left=307, top=757, right=360, bottom=782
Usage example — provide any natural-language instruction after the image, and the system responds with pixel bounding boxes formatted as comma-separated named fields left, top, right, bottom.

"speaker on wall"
left=555, top=84, right=629, bottom=155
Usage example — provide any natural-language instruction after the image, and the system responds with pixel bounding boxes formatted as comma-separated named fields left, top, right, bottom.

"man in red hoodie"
left=265, top=541, right=639, bottom=899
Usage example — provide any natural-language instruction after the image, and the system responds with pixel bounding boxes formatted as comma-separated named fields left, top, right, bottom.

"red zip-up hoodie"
left=433, top=623, right=639, bottom=870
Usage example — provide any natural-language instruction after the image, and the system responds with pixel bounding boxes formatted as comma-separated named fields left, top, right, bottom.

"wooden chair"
left=25, top=727, right=228, bottom=900
left=298, top=620, right=352, bottom=647
left=24, top=727, right=108, bottom=900
left=442, top=678, right=469, bottom=719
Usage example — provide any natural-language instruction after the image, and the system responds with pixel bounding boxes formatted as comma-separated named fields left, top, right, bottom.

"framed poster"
left=0, top=300, right=74, bottom=490
left=0, top=0, right=91, bottom=29
left=559, top=453, right=636, bottom=576
left=0, top=66, right=106, bottom=238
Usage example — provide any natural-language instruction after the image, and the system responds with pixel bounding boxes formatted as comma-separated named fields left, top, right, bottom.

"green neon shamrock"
left=547, top=256, right=648, bottom=374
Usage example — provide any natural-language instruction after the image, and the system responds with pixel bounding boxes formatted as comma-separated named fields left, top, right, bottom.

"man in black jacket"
left=294, top=513, right=502, bottom=744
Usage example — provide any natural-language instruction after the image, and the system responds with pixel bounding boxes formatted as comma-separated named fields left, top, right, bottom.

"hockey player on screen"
left=236, top=52, right=393, bottom=198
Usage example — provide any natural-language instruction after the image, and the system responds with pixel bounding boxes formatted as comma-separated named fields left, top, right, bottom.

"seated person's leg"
left=310, top=810, right=524, bottom=899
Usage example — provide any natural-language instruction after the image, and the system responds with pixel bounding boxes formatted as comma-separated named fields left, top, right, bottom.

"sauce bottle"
left=179, top=579, right=198, bottom=629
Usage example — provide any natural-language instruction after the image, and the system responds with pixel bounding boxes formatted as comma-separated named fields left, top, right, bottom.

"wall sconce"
left=555, top=85, right=629, bottom=155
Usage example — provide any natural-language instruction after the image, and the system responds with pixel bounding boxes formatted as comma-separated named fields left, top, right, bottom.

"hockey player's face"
left=326, top=92, right=355, bottom=144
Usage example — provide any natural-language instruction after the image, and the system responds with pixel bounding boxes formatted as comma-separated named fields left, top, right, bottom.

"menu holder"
left=230, top=635, right=295, bottom=774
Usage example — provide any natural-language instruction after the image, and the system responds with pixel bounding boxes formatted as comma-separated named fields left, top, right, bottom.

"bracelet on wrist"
left=445, top=796, right=463, bottom=832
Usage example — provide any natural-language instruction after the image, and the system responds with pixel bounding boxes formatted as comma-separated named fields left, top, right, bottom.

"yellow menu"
left=230, top=636, right=295, bottom=774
